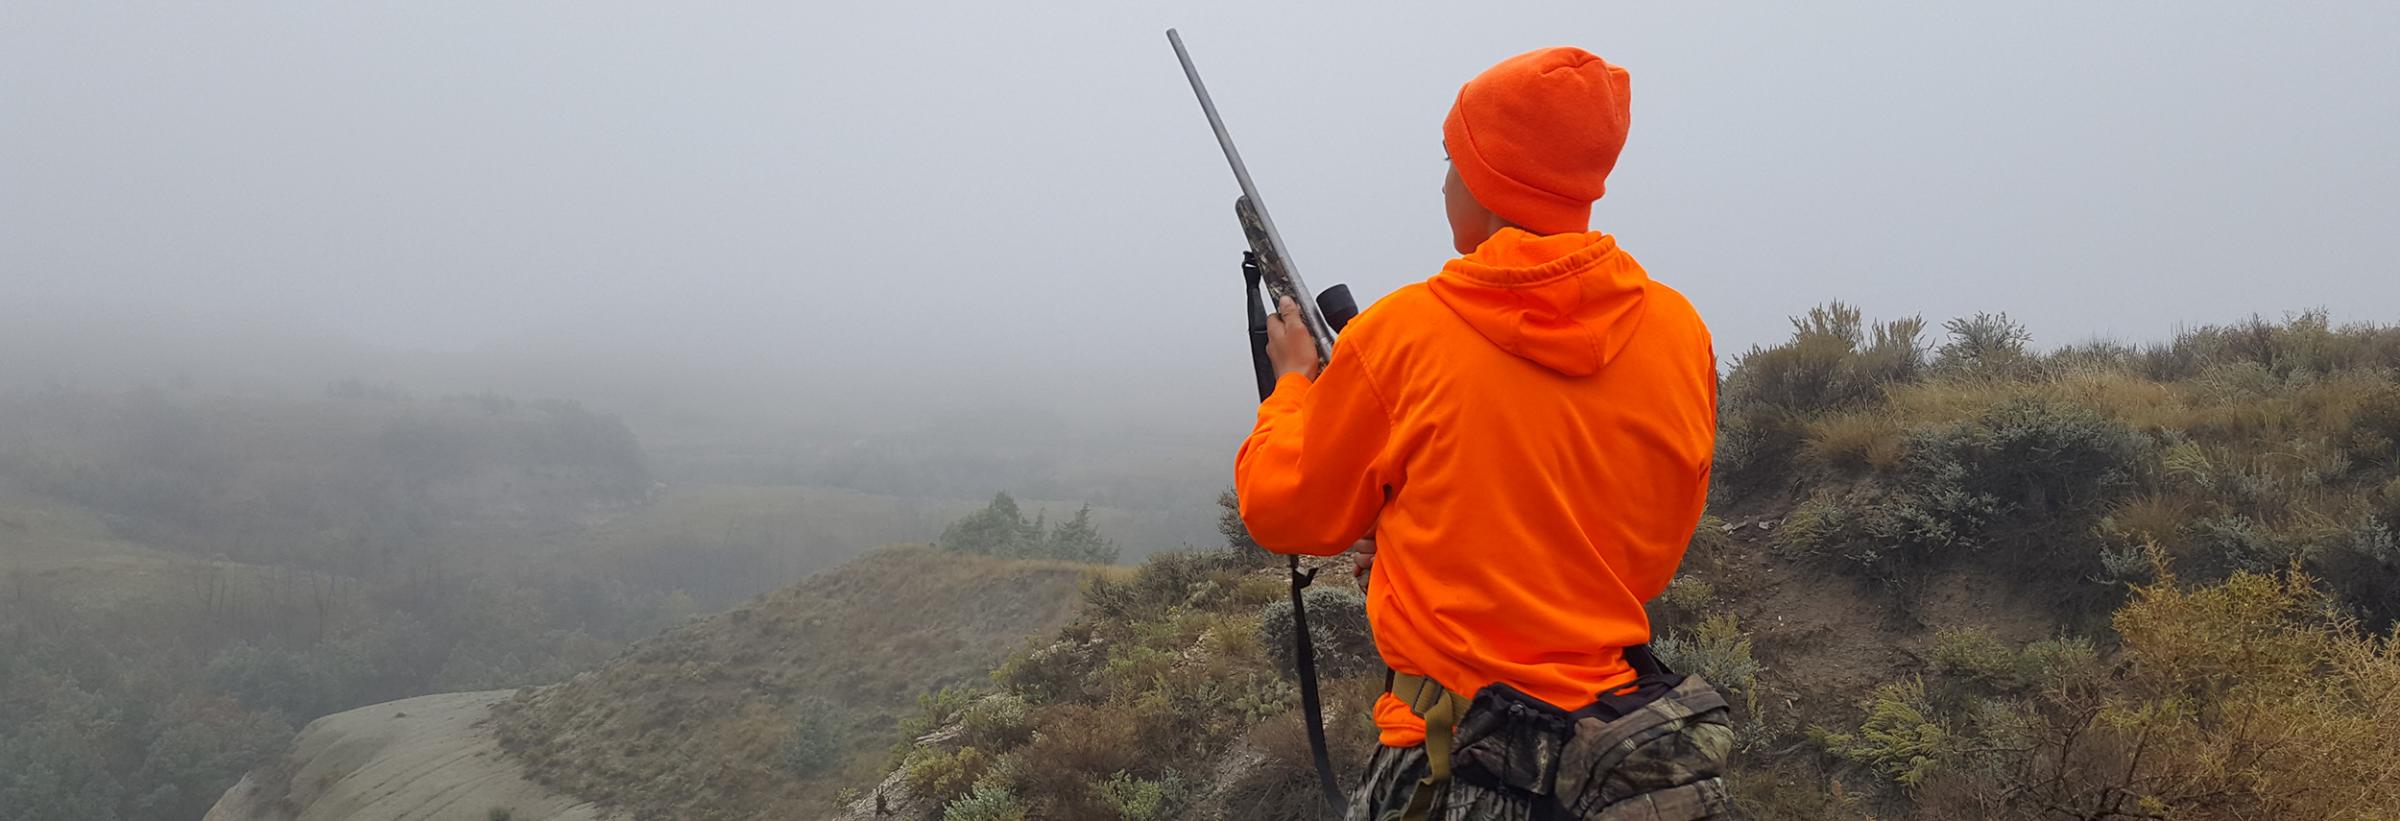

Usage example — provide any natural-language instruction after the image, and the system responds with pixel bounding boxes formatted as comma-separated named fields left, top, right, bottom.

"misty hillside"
left=0, top=382, right=1121, bottom=821
left=446, top=307, right=2387, bottom=821
left=0, top=387, right=674, bottom=821
left=182, top=306, right=2400, bottom=821
left=841, top=307, right=2400, bottom=821
left=487, top=546, right=1097, bottom=820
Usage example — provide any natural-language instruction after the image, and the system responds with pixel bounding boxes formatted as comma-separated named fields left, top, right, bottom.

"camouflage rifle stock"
left=1168, top=29, right=1356, bottom=373
left=1169, top=29, right=1353, bottom=818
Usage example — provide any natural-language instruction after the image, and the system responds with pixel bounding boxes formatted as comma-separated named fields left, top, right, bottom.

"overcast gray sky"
left=6, top=1, right=2398, bottom=435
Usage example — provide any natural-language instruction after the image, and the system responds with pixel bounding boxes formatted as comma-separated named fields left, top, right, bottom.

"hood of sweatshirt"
left=1426, top=227, right=1650, bottom=377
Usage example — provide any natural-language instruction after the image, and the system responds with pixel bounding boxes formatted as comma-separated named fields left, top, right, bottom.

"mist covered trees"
left=938, top=492, right=1119, bottom=564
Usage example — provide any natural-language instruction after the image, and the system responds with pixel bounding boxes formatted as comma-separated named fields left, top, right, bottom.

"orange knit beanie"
left=1443, top=47, right=1632, bottom=236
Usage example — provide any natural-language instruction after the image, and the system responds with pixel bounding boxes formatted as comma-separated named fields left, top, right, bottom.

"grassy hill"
left=24, top=305, right=2400, bottom=821
left=490, top=544, right=1103, bottom=820
left=0, top=381, right=1175, bottom=821
left=849, top=307, right=2400, bottom=821
left=0, top=483, right=204, bottom=605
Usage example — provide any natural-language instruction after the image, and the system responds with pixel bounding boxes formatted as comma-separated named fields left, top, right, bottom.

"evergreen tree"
left=1215, top=489, right=1259, bottom=552
left=939, top=492, right=1031, bottom=555
left=1044, top=505, right=1118, bottom=564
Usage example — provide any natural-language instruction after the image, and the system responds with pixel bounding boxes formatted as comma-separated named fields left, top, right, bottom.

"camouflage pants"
left=1345, top=676, right=1734, bottom=821
left=1346, top=744, right=1539, bottom=821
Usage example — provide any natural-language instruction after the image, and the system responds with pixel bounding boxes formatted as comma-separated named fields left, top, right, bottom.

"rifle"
left=1167, top=28, right=1356, bottom=818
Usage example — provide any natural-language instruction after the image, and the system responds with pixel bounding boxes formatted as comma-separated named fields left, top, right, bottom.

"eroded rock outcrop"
left=205, top=690, right=607, bottom=821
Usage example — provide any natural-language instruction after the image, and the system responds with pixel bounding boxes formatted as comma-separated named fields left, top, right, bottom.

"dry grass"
left=2103, top=494, right=2195, bottom=556
left=491, top=545, right=1095, bottom=821
left=1879, top=379, right=2024, bottom=428
left=2051, top=365, right=2187, bottom=432
left=1801, top=412, right=1908, bottom=475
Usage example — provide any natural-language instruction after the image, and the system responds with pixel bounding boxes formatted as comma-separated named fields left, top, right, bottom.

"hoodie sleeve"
left=1234, top=343, right=1395, bottom=555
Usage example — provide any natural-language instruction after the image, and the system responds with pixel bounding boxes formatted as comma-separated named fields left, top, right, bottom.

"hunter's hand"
left=1349, top=532, right=1376, bottom=580
left=1266, top=296, right=1321, bottom=380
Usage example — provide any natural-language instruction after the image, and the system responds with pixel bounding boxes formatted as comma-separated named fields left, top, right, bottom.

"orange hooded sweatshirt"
left=1235, top=227, right=1716, bottom=747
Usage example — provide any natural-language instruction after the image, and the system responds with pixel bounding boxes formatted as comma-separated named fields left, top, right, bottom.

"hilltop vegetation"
left=491, top=545, right=1098, bottom=820
left=849, top=307, right=2400, bottom=821
left=875, top=522, right=1377, bottom=821
left=1698, top=306, right=2400, bottom=819
left=1720, top=306, right=2400, bottom=615
left=938, top=492, right=1121, bottom=564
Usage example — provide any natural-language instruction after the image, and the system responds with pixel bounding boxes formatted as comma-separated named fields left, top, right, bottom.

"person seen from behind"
left=1234, top=44, right=1731, bottom=821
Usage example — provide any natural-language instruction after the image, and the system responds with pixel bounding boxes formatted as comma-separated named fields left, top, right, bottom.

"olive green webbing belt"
left=1389, top=671, right=1471, bottom=821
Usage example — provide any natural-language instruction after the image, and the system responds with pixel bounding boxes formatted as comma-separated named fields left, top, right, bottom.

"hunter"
left=1234, top=46, right=1730, bottom=820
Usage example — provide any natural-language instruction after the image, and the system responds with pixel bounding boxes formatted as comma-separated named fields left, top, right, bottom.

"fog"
left=10, top=5, right=2400, bottom=817
left=7, top=0, right=2399, bottom=465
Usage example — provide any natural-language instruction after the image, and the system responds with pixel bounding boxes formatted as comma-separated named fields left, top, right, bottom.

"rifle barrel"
left=1166, top=29, right=1337, bottom=362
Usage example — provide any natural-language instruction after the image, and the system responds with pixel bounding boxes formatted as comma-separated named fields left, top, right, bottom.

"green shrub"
left=1093, top=771, right=1186, bottom=821
left=776, top=702, right=846, bottom=776
left=1794, top=397, right=2140, bottom=578
left=2349, top=386, right=2400, bottom=468
left=1935, top=312, right=2033, bottom=375
left=1659, top=575, right=1716, bottom=615
left=2011, top=637, right=2100, bottom=692
left=1011, top=703, right=1146, bottom=802
left=1687, top=516, right=1733, bottom=555
left=1732, top=320, right=1870, bottom=412
left=899, top=687, right=976, bottom=741
left=2381, top=476, right=2400, bottom=522
left=1770, top=492, right=1849, bottom=557
left=1652, top=613, right=1762, bottom=694
left=1929, top=628, right=2016, bottom=687
left=1812, top=677, right=1954, bottom=788
left=1927, top=630, right=2101, bottom=697
left=2041, top=340, right=2141, bottom=374
left=941, top=784, right=1027, bottom=821
left=2095, top=541, right=2155, bottom=585
left=1729, top=303, right=1925, bottom=414
left=1922, top=396, right=2141, bottom=520
left=2343, top=518, right=2396, bottom=564
left=993, top=640, right=1097, bottom=704
left=1716, top=303, right=1927, bottom=492
left=958, top=694, right=1034, bottom=750
left=1772, top=480, right=1995, bottom=574
left=2272, top=516, right=2400, bottom=635
left=1900, top=568, right=2400, bottom=819
left=1131, top=654, right=1294, bottom=752
left=1257, top=586, right=1376, bottom=680
left=2190, top=514, right=2296, bottom=572
left=1095, top=645, right=1178, bottom=703
left=1084, top=549, right=1250, bottom=624
left=904, top=746, right=997, bottom=807
left=1710, top=407, right=1808, bottom=497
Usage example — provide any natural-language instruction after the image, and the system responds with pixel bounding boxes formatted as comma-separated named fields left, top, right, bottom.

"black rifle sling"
left=1243, top=253, right=1277, bottom=401
left=1289, top=555, right=1345, bottom=815
left=1245, top=254, right=1346, bottom=816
